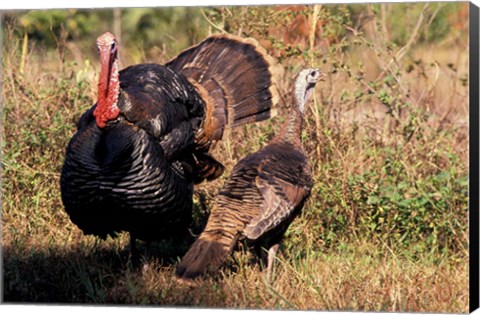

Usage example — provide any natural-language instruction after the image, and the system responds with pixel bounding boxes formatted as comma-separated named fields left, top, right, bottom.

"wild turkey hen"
left=175, top=68, right=322, bottom=281
left=60, top=32, right=278, bottom=248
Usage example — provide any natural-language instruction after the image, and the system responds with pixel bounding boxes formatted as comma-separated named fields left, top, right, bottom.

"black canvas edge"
left=470, top=1, right=480, bottom=314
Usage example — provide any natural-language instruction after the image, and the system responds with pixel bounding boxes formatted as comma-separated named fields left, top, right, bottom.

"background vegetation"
left=2, top=3, right=469, bottom=312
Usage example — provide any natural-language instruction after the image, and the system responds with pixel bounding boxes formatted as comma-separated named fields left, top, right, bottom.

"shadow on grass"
left=2, top=239, right=191, bottom=304
left=3, top=200, right=215, bottom=305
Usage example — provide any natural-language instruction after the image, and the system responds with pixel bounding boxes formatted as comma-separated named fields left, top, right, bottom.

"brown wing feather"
left=190, top=151, right=225, bottom=183
left=243, top=158, right=310, bottom=240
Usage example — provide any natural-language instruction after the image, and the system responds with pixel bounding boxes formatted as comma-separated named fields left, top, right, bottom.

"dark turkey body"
left=60, top=64, right=205, bottom=241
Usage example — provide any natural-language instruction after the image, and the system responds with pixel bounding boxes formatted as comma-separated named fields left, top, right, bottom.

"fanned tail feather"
left=166, top=34, right=279, bottom=147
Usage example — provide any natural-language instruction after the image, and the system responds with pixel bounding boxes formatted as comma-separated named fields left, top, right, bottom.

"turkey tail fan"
left=166, top=34, right=279, bottom=147
left=175, top=228, right=238, bottom=280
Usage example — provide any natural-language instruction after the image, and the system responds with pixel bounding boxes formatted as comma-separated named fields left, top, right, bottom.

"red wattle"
left=93, top=52, right=120, bottom=128
left=94, top=105, right=120, bottom=128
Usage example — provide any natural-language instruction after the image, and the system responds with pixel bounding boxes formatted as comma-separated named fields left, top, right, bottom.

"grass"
left=1, top=4, right=469, bottom=312
left=2, top=238, right=469, bottom=311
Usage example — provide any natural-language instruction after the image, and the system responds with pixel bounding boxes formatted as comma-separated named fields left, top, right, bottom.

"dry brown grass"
left=3, top=233, right=468, bottom=311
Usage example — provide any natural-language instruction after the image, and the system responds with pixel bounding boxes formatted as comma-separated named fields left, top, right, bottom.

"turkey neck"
left=273, top=80, right=311, bottom=146
left=273, top=108, right=304, bottom=147
left=94, top=47, right=120, bottom=128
